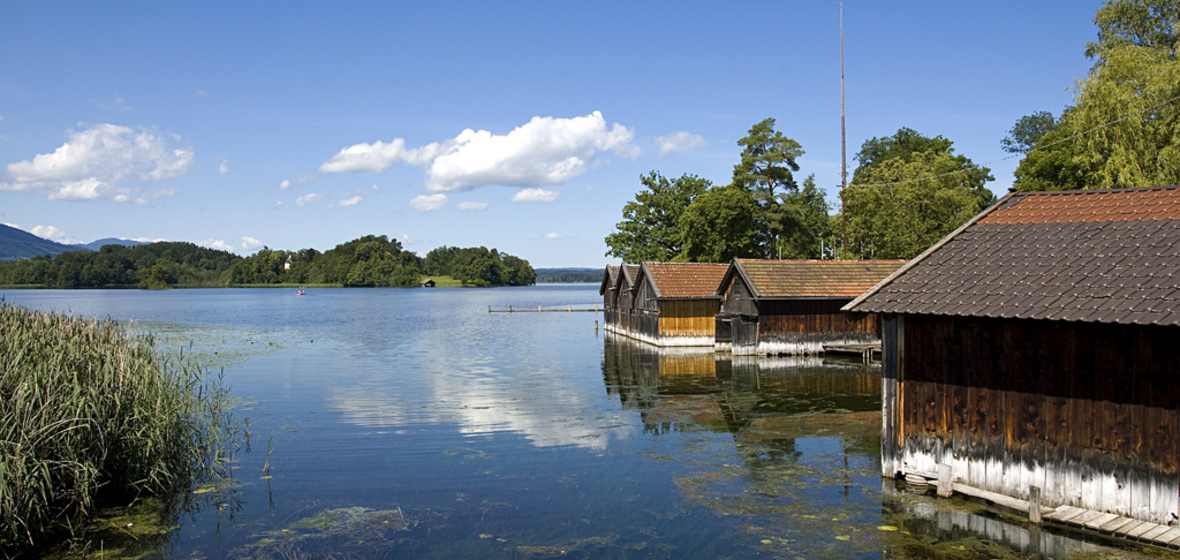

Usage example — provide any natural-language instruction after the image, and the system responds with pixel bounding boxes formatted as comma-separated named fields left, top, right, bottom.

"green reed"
left=0, top=302, right=238, bottom=552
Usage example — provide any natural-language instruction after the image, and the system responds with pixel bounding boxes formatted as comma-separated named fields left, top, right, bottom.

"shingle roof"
left=734, top=259, right=906, bottom=299
left=643, top=262, right=729, bottom=299
left=599, top=265, right=619, bottom=295
left=619, top=264, right=641, bottom=290
left=845, top=186, right=1180, bottom=326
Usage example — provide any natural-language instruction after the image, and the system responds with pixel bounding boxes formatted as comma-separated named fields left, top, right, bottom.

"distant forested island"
left=534, top=268, right=601, bottom=283
left=0, top=235, right=534, bottom=289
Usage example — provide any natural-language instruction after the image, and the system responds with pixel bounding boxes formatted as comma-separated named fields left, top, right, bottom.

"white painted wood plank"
left=1098, top=516, right=1135, bottom=533
left=1137, top=524, right=1171, bottom=541
left=1149, top=527, right=1180, bottom=546
left=1112, top=519, right=1147, bottom=537
left=1123, top=520, right=1158, bottom=539
left=1082, top=512, right=1119, bottom=530
left=1047, top=505, right=1086, bottom=523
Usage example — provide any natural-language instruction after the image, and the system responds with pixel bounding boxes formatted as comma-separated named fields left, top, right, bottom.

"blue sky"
left=0, top=2, right=1100, bottom=267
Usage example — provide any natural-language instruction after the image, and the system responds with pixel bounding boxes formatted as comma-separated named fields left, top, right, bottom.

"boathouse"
left=844, top=186, right=1180, bottom=526
left=609, top=264, right=642, bottom=336
left=715, top=259, right=905, bottom=355
left=622, top=262, right=729, bottom=346
left=599, top=265, right=620, bottom=329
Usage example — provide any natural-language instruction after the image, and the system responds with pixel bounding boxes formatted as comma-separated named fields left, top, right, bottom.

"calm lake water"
left=4, top=285, right=1170, bottom=559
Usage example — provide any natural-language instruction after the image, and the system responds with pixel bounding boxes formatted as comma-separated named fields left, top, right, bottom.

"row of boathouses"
left=600, top=258, right=905, bottom=355
left=602, top=185, right=1180, bottom=541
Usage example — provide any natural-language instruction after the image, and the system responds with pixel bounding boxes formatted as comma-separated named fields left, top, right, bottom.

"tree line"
left=606, top=119, right=993, bottom=262
left=607, top=0, right=1178, bottom=262
left=0, top=235, right=535, bottom=289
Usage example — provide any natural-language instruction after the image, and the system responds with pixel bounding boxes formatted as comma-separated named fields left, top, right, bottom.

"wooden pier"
left=489, top=304, right=602, bottom=313
left=822, top=342, right=881, bottom=362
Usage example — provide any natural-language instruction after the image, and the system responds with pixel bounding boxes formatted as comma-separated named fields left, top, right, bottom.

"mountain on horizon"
left=0, top=224, right=150, bottom=261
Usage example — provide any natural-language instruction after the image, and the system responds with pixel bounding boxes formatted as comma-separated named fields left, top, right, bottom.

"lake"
left=3, top=285, right=1166, bottom=559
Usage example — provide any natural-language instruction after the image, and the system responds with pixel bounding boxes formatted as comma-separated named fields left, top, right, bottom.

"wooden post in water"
left=937, top=464, right=953, bottom=498
left=1029, top=486, right=1042, bottom=523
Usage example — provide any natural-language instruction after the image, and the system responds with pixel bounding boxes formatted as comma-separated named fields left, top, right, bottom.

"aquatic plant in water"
left=0, top=302, right=240, bottom=553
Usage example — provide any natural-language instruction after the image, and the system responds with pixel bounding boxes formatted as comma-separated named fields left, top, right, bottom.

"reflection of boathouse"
left=846, top=186, right=1180, bottom=527
left=716, top=259, right=905, bottom=356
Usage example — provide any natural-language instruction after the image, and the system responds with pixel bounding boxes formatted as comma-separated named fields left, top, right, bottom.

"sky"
left=0, top=1, right=1102, bottom=267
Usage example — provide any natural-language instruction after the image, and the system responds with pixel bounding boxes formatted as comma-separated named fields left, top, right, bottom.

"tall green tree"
left=677, top=186, right=762, bottom=263
left=732, top=118, right=807, bottom=256
left=604, top=172, right=710, bottom=263
left=846, top=129, right=994, bottom=259
left=1014, top=0, right=1180, bottom=191
left=778, top=175, right=831, bottom=259
left=1001, top=111, right=1060, bottom=154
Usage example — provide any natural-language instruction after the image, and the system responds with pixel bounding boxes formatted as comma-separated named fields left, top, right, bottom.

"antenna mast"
left=840, top=2, right=848, bottom=260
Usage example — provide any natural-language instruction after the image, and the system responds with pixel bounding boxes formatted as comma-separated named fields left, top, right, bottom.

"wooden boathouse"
left=845, top=185, right=1180, bottom=527
left=606, top=264, right=641, bottom=336
left=608, top=261, right=726, bottom=346
left=715, top=259, right=905, bottom=355
left=599, top=265, right=620, bottom=329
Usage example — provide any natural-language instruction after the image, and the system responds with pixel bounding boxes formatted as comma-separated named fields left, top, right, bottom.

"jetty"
left=488, top=304, right=601, bottom=313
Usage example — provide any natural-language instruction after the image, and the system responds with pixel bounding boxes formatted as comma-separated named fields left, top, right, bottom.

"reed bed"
left=0, top=302, right=237, bottom=551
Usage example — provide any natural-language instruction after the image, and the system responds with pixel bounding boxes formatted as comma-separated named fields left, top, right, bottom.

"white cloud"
left=199, top=239, right=235, bottom=252
left=318, top=112, right=635, bottom=192
left=319, top=138, right=443, bottom=173
left=410, top=193, right=448, bottom=212
left=545, top=232, right=561, bottom=239
left=296, top=193, right=325, bottom=206
left=457, top=201, right=489, bottom=212
left=655, top=131, right=707, bottom=156
left=2, top=222, right=20, bottom=229
left=196, top=90, right=209, bottom=97
left=512, top=188, right=558, bottom=203
left=279, top=179, right=291, bottom=190
left=30, top=225, right=76, bottom=244
left=295, top=174, right=317, bottom=184
left=1, top=123, right=193, bottom=202
left=218, top=158, right=229, bottom=174
left=274, top=201, right=284, bottom=209
left=240, top=236, right=263, bottom=252
left=331, top=184, right=379, bottom=208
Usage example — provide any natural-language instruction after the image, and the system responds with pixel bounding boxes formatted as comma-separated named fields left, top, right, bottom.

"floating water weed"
left=0, top=302, right=240, bottom=553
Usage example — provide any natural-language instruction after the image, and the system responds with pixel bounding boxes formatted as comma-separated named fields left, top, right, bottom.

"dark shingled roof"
left=732, top=259, right=906, bottom=299
left=844, top=186, right=1180, bottom=326
left=599, top=265, right=619, bottom=295
left=643, top=262, right=729, bottom=299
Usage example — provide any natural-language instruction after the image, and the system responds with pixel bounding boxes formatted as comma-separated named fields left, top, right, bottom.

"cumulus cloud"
left=240, top=236, right=263, bottom=252
left=656, top=131, right=707, bottom=156
left=512, top=188, right=558, bottom=203
left=332, top=184, right=379, bottom=208
left=410, top=193, right=448, bottom=212
left=279, top=179, right=291, bottom=190
left=1, top=123, right=193, bottom=203
left=545, top=232, right=561, bottom=239
left=30, top=225, right=76, bottom=244
left=296, top=193, right=325, bottom=207
left=457, top=201, right=489, bottom=212
left=218, top=158, right=229, bottom=174
left=318, top=112, right=635, bottom=192
left=199, top=239, right=235, bottom=252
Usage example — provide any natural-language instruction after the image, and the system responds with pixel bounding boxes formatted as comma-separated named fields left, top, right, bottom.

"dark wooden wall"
left=893, top=313, right=1180, bottom=522
left=756, top=299, right=877, bottom=337
left=720, top=275, right=757, bottom=316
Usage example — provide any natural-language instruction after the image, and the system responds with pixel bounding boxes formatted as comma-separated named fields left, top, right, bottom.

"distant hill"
left=77, top=237, right=150, bottom=251
left=0, top=224, right=151, bottom=261
left=0, top=223, right=79, bottom=261
left=535, top=267, right=602, bottom=283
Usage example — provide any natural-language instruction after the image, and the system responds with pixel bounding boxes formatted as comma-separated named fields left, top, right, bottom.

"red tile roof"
left=847, top=186, right=1180, bottom=326
left=735, top=259, right=906, bottom=298
left=643, top=262, right=729, bottom=298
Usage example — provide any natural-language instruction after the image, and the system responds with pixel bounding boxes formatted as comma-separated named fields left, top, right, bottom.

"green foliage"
left=424, top=245, right=462, bottom=276
left=604, top=172, right=711, bottom=263
left=0, top=242, right=236, bottom=288
left=778, top=175, right=832, bottom=259
left=1001, top=111, right=1060, bottom=154
left=445, top=246, right=535, bottom=287
left=138, top=263, right=173, bottom=290
left=846, top=149, right=991, bottom=259
left=1014, top=1, right=1180, bottom=191
left=677, top=186, right=762, bottom=263
left=0, top=303, right=237, bottom=550
left=732, top=118, right=807, bottom=255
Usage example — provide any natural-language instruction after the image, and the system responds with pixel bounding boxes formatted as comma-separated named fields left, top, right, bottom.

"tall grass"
left=0, top=302, right=238, bottom=551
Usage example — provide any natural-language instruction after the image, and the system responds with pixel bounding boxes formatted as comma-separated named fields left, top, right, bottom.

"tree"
left=778, top=175, right=832, bottom=259
left=677, top=186, right=762, bottom=263
left=732, top=118, right=807, bottom=255
left=1001, top=111, right=1060, bottom=154
left=846, top=150, right=991, bottom=259
left=604, top=172, right=710, bottom=263
left=1014, top=1, right=1180, bottom=191
left=853, top=128, right=995, bottom=209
